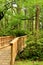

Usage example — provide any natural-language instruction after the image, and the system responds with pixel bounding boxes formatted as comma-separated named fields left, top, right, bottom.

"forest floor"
left=14, top=60, right=43, bottom=65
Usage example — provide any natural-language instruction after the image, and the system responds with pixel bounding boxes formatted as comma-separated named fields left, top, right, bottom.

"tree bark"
left=35, top=5, right=40, bottom=31
left=35, top=5, right=40, bottom=43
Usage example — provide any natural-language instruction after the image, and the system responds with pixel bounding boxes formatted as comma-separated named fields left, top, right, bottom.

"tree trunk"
left=35, top=5, right=40, bottom=43
left=35, top=5, right=40, bottom=32
left=17, top=6, right=21, bottom=30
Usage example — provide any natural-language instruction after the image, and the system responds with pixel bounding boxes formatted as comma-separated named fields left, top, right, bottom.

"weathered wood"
left=0, top=36, right=27, bottom=65
left=10, top=44, right=14, bottom=65
left=10, top=38, right=19, bottom=65
left=10, top=36, right=27, bottom=65
left=0, top=36, right=14, bottom=48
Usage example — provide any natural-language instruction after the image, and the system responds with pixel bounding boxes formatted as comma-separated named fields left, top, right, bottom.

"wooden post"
left=10, top=43, right=14, bottom=65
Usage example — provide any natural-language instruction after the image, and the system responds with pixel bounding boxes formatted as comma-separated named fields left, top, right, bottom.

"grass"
left=14, top=60, right=43, bottom=65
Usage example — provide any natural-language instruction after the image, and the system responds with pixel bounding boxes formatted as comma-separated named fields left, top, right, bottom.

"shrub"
left=17, top=43, right=43, bottom=61
left=13, top=29, right=27, bottom=37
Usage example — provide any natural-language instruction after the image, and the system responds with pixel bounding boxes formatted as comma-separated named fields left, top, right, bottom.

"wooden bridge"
left=0, top=36, right=27, bottom=65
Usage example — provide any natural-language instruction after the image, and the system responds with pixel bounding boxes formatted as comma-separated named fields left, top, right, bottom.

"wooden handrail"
left=10, top=36, right=27, bottom=65
left=10, top=37, right=19, bottom=44
left=0, top=36, right=27, bottom=65
left=0, top=44, right=10, bottom=49
left=10, top=37, right=19, bottom=65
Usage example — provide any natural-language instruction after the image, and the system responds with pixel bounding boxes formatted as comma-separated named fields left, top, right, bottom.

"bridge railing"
left=10, top=36, right=27, bottom=65
left=0, top=36, right=14, bottom=48
left=0, top=36, right=27, bottom=65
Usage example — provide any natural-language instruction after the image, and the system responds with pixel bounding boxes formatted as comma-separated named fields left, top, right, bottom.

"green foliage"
left=13, top=29, right=27, bottom=37
left=0, top=0, right=43, bottom=62
left=0, top=26, right=27, bottom=36
left=15, top=60, right=43, bottom=65
left=17, top=43, right=43, bottom=61
left=16, top=31, right=43, bottom=61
